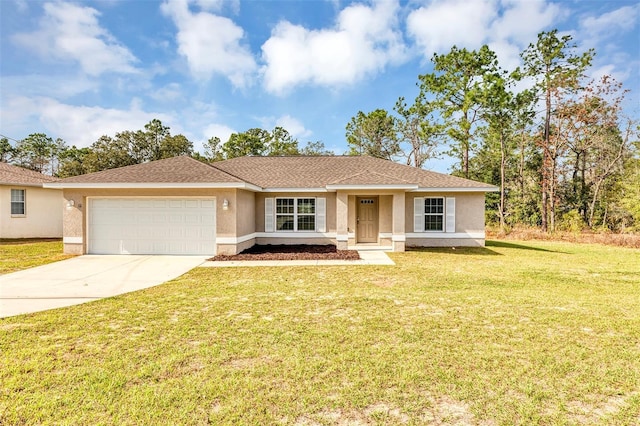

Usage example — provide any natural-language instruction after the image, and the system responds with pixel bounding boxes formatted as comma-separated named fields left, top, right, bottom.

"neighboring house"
left=45, top=155, right=497, bottom=255
left=0, top=162, right=63, bottom=239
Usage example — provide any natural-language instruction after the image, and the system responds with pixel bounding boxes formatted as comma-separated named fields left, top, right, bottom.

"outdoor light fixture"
left=66, top=199, right=75, bottom=208
left=222, top=199, right=229, bottom=210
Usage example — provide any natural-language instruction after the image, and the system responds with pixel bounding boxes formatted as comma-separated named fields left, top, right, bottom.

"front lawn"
left=1, top=241, right=639, bottom=424
left=0, top=239, right=73, bottom=275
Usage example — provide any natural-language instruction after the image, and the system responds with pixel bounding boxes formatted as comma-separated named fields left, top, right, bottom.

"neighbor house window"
left=11, top=189, right=26, bottom=216
left=424, top=197, right=444, bottom=231
left=276, top=198, right=315, bottom=231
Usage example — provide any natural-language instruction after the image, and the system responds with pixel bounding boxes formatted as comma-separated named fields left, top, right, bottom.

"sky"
left=1, top=0, right=639, bottom=173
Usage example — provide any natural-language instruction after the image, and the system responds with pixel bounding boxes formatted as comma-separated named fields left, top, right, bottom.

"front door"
left=357, top=197, right=378, bottom=243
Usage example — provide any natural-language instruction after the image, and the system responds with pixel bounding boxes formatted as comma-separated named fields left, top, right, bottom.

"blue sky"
left=1, top=0, right=638, bottom=172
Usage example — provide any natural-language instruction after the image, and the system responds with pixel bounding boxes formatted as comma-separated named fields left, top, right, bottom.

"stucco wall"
left=0, top=185, right=63, bottom=238
left=405, top=192, right=486, bottom=247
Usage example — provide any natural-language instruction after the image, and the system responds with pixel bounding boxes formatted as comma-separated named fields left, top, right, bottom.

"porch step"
left=348, top=245, right=393, bottom=252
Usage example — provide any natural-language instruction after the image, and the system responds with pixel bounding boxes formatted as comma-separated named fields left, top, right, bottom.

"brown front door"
left=357, top=197, right=378, bottom=243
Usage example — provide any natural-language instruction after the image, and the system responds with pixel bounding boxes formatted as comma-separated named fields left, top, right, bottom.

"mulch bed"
left=209, top=244, right=361, bottom=261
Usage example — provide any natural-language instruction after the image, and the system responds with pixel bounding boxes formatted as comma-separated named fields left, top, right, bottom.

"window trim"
left=10, top=188, right=26, bottom=217
left=275, top=197, right=316, bottom=232
left=424, top=197, right=444, bottom=232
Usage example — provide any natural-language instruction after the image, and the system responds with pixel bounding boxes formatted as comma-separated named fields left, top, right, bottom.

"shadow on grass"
left=0, top=238, right=61, bottom=246
left=486, top=240, right=569, bottom=253
left=407, top=246, right=501, bottom=256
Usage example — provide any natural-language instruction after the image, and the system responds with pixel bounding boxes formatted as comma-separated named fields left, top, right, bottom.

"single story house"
left=44, top=155, right=497, bottom=255
left=0, top=162, right=63, bottom=239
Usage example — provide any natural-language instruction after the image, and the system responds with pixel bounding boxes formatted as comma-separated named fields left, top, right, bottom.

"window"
left=11, top=189, right=26, bottom=216
left=276, top=198, right=315, bottom=231
left=424, top=197, right=444, bottom=231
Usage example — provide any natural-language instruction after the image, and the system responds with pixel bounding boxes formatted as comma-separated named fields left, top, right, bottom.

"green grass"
left=0, top=239, right=73, bottom=274
left=1, top=241, right=639, bottom=425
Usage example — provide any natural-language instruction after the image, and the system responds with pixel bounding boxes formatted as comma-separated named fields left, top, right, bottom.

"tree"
left=57, top=146, right=90, bottom=177
left=474, top=70, right=535, bottom=231
left=619, top=140, right=640, bottom=230
left=83, top=135, right=135, bottom=172
left=519, top=30, right=594, bottom=232
left=14, top=133, right=55, bottom=174
left=268, top=126, right=299, bottom=156
left=300, top=141, right=334, bottom=156
left=203, top=136, right=223, bottom=161
left=0, top=137, right=14, bottom=162
left=418, top=45, right=500, bottom=178
left=161, top=134, right=193, bottom=159
left=557, top=76, right=631, bottom=227
left=346, top=109, right=399, bottom=160
left=394, top=97, right=441, bottom=168
left=222, top=128, right=271, bottom=158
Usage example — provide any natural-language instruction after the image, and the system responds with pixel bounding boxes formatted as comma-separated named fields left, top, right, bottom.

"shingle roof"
left=0, top=162, right=59, bottom=186
left=57, top=156, right=244, bottom=184
left=52, top=155, right=496, bottom=191
left=212, top=155, right=496, bottom=190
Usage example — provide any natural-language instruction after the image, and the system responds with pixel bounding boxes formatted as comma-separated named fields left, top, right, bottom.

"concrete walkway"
left=201, top=250, right=395, bottom=267
left=0, top=255, right=206, bottom=318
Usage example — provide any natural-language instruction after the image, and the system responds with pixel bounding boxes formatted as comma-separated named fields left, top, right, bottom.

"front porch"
left=334, top=190, right=406, bottom=252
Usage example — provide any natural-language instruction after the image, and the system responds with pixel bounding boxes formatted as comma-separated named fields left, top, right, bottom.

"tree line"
left=0, top=120, right=335, bottom=179
left=345, top=30, right=639, bottom=233
left=2, top=30, right=638, bottom=233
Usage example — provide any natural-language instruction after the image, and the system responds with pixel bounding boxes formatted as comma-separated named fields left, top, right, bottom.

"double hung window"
left=11, top=189, right=25, bottom=216
left=424, top=197, right=444, bottom=231
left=276, top=198, right=316, bottom=231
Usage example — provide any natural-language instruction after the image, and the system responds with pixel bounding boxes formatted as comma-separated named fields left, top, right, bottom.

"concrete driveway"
left=0, top=255, right=206, bottom=318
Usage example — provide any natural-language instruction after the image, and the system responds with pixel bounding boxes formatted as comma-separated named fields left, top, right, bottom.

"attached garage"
left=88, top=198, right=216, bottom=255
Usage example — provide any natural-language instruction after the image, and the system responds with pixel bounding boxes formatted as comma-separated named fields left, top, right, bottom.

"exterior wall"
left=61, top=188, right=243, bottom=255
left=405, top=192, right=486, bottom=248
left=0, top=185, right=63, bottom=238
left=256, top=237, right=335, bottom=246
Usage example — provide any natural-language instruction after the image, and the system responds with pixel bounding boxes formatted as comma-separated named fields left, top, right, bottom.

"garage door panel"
left=88, top=198, right=216, bottom=255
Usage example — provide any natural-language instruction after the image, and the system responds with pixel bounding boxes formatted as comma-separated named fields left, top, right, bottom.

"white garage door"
left=88, top=198, right=216, bottom=255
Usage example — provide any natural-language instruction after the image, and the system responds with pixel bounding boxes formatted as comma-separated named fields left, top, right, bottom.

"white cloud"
left=12, top=2, right=138, bottom=75
left=580, top=4, right=639, bottom=37
left=149, top=83, right=184, bottom=103
left=203, top=123, right=235, bottom=143
left=407, top=0, right=497, bottom=56
left=275, top=115, right=312, bottom=139
left=490, top=0, right=564, bottom=46
left=407, top=0, right=564, bottom=72
left=161, top=0, right=257, bottom=88
left=1, top=96, right=172, bottom=147
left=261, top=0, right=407, bottom=94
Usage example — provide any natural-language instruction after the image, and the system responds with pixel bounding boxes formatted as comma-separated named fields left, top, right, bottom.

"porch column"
left=392, top=191, right=406, bottom=252
left=336, top=191, right=349, bottom=250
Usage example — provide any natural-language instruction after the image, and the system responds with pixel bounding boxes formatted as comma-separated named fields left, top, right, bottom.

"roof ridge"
left=206, top=160, right=262, bottom=187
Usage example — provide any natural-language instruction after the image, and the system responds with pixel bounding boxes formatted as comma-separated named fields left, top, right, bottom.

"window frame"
left=275, top=197, right=316, bottom=232
left=424, top=197, right=444, bottom=232
left=10, top=188, right=26, bottom=217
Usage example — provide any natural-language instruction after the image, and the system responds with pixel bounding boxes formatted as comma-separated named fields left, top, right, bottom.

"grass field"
left=0, top=239, right=73, bottom=274
left=1, top=241, right=639, bottom=425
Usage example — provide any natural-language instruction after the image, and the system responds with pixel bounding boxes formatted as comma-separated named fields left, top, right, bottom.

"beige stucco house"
left=44, top=155, right=497, bottom=255
left=0, top=162, right=63, bottom=239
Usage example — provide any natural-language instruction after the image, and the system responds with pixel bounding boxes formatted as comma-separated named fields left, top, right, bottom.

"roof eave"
left=2, top=182, right=57, bottom=188
left=43, top=182, right=262, bottom=191
left=325, top=184, right=419, bottom=190
left=262, top=187, right=329, bottom=193
left=412, top=186, right=499, bottom=193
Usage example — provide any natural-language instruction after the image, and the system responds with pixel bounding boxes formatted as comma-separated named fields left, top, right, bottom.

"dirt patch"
left=209, top=244, right=360, bottom=261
